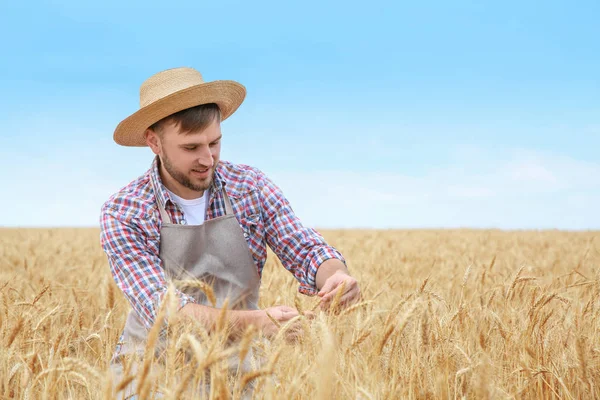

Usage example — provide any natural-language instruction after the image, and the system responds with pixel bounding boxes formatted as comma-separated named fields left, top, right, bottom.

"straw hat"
left=113, top=67, right=246, bottom=146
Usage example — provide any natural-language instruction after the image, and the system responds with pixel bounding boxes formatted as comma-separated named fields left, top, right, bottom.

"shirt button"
left=243, top=232, right=248, bottom=238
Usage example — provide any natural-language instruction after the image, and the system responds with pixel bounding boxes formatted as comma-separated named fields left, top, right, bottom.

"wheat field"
left=0, top=228, right=598, bottom=399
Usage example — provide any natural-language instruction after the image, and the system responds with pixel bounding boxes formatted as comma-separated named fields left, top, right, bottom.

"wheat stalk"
left=173, top=279, right=217, bottom=307
left=505, top=265, right=525, bottom=300
left=7, top=317, right=24, bottom=347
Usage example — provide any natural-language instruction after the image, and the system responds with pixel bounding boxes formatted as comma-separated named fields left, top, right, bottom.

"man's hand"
left=257, top=305, right=314, bottom=342
left=259, top=305, right=298, bottom=337
left=317, top=269, right=360, bottom=311
left=178, top=303, right=312, bottom=342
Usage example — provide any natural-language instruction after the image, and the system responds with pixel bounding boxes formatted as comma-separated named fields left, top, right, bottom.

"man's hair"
left=149, top=103, right=221, bottom=135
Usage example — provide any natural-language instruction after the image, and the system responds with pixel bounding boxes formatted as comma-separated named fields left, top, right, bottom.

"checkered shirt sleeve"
left=257, top=171, right=347, bottom=295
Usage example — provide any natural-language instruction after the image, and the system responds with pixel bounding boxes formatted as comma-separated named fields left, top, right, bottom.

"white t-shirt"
left=166, top=189, right=208, bottom=225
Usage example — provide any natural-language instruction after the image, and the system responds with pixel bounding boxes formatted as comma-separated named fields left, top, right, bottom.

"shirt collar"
left=149, top=156, right=223, bottom=207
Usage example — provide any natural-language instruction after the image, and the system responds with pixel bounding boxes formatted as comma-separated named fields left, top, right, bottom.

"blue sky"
left=1, top=0, right=598, bottom=229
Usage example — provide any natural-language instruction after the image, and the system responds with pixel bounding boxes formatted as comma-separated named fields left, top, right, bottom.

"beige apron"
left=111, top=177, right=262, bottom=398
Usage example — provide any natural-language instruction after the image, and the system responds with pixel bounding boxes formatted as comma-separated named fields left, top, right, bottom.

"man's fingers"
left=320, top=287, right=360, bottom=311
left=320, top=284, right=345, bottom=303
left=337, top=289, right=360, bottom=307
left=321, top=280, right=356, bottom=303
left=281, top=309, right=300, bottom=319
left=318, top=279, right=340, bottom=297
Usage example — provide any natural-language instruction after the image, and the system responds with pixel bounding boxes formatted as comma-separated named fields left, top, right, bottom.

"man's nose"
left=196, top=146, right=214, bottom=167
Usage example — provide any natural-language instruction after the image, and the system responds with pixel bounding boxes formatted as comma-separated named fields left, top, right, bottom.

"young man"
left=99, top=67, right=360, bottom=388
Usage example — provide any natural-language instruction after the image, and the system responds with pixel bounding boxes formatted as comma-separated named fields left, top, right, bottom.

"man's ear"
left=145, top=129, right=161, bottom=155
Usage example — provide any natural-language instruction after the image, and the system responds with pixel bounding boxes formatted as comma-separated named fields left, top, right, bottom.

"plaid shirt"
left=100, top=157, right=346, bottom=330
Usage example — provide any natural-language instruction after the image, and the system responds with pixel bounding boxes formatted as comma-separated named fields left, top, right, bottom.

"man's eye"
left=209, top=141, right=219, bottom=147
left=184, top=147, right=196, bottom=151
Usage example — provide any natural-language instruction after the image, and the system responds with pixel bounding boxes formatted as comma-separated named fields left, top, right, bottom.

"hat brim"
left=113, top=80, right=246, bottom=147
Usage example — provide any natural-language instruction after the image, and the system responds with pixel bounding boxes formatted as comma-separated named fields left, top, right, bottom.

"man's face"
left=148, top=119, right=222, bottom=197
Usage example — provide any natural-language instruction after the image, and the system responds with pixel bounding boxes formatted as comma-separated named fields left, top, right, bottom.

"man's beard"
left=161, top=151, right=214, bottom=192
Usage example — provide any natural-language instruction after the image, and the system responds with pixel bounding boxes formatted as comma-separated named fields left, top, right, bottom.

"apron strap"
left=157, top=203, right=173, bottom=224
left=222, top=187, right=234, bottom=215
left=150, top=174, right=173, bottom=224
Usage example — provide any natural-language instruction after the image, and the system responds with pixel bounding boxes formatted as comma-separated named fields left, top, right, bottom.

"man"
left=99, top=67, right=360, bottom=394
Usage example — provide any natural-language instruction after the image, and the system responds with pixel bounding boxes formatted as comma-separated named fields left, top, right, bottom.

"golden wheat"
left=0, top=228, right=599, bottom=399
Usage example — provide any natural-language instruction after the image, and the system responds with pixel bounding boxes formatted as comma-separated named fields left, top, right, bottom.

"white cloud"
left=508, top=161, right=557, bottom=185
left=1, top=145, right=597, bottom=230
left=269, top=148, right=600, bottom=230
